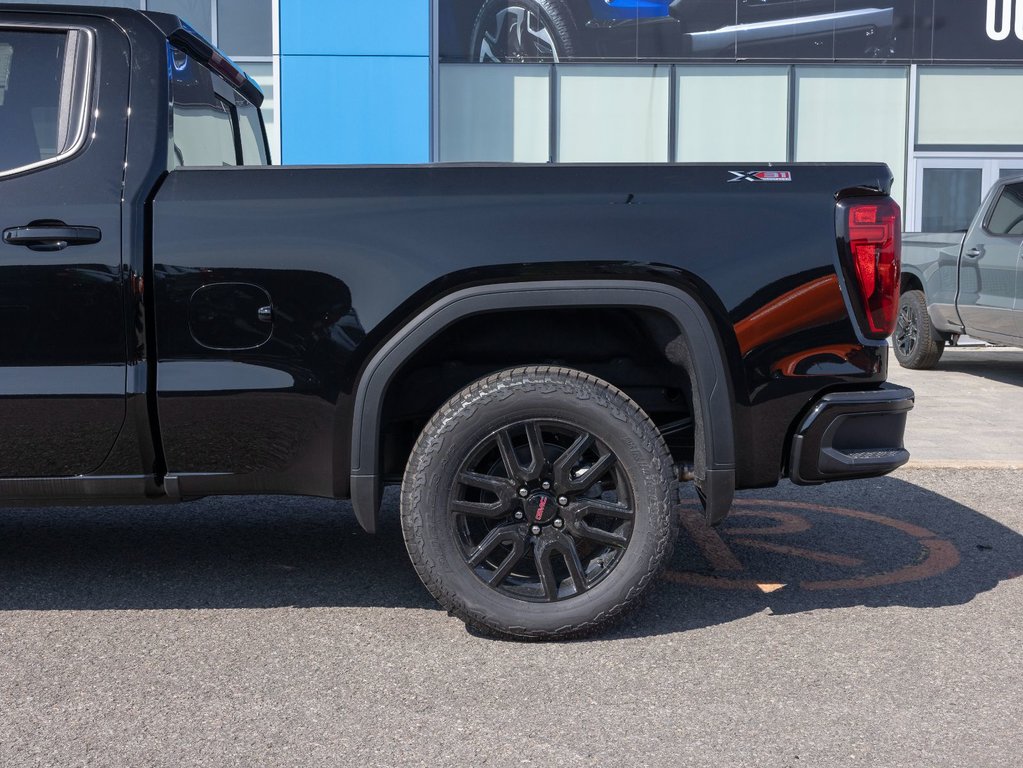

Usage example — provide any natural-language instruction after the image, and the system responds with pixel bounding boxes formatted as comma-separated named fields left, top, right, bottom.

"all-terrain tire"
left=400, top=366, right=678, bottom=640
left=894, top=289, right=945, bottom=370
left=470, top=0, right=577, bottom=63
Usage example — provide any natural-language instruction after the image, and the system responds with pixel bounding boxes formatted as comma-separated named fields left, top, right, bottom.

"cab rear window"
left=170, top=47, right=268, bottom=167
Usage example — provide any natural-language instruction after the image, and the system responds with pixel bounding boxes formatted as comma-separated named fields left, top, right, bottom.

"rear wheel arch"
left=901, top=271, right=925, bottom=295
left=900, top=270, right=952, bottom=341
left=348, top=280, right=737, bottom=533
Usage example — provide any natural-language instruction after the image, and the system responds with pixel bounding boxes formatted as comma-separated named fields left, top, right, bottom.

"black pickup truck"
left=0, top=4, right=913, bottom=639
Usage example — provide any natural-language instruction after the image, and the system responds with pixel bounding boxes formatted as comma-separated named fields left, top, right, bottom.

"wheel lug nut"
left=558, top=496, right=569, bottom=506
left=514, top=511, right=524, bottom=520
left=530, top=525, right=542, bottom=535
left=541, top=481, right=551, bottom=490
left=553, top=518, right=564, bottom=529
left=518, top=488, right=528, bottom=498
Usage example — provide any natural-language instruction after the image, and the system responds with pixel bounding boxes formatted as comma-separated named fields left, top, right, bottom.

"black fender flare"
left=349, top=280, right=736, bottom=532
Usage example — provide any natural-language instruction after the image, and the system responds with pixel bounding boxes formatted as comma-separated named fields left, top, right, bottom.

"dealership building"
left=22, top=1, right=1023, bottom=233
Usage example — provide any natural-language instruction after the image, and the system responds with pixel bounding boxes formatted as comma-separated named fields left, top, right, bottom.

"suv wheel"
left=894, top=289, right=944, bottom=370
left=470, top=0, right=576, bottom=63
left=401, top=367, right=678, bottom=640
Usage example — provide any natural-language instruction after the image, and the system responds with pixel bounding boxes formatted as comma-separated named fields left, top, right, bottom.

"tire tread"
left=895, top=289, right=945, bottom=370
left=400, top=366, right=678, bottom=640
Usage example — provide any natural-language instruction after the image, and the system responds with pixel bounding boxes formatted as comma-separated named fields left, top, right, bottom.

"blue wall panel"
left=282, top=54, right=429, bottom=165
left=281, top=0, right=429, bottom=57
left=279, top=0, right=431, bottom=165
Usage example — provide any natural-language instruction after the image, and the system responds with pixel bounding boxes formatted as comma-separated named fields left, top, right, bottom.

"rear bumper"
left=789, top=384, right=914, bottom=485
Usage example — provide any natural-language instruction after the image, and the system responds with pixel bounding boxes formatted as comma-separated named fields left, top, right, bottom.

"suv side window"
left=987, top=183, right=1023, bottom=237
left=0, top=27, right=91, bottom=176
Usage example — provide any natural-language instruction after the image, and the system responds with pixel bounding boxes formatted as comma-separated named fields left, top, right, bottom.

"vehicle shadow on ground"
left=612, top=474, right=1023, bottom=639
left=0, top=477, right=1020, bottom=641
left=927, top=350, right=1023, bottom=388
left=0, top=490, right=436, bottom=612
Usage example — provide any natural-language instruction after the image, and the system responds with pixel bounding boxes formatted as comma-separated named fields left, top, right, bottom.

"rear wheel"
left=894, top=289, right=944, bottom=370
left=401, top=366, right=678, bottom=640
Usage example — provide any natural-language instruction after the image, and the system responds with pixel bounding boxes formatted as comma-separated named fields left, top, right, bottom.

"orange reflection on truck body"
left=734, top=275, right=847, bottom=355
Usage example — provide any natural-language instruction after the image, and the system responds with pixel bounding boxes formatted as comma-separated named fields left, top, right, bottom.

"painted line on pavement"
left=664, top=499, right=961, bottom=592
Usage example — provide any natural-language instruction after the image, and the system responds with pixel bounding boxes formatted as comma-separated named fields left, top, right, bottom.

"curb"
left=901, top=460, right=1023, bottom=471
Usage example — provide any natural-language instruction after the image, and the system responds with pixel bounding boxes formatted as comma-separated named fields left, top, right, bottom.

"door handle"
left=3, top=224, right=102, bottom=252
left=965, top=247, right=982, bottom=259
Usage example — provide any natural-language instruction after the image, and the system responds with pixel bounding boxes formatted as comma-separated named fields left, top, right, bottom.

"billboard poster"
left=439, top=0, right=1023, bottom=64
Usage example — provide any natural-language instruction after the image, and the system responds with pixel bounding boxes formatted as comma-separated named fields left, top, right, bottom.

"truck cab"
left=0, top=6, right=267, bottom=483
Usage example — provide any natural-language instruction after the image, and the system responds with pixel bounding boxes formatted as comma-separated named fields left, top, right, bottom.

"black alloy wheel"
left=453, top=419, right=634, bottom=602
left=470, top=0, right=576, bottom=63
left=895, top=302, right=920, bottom=359
left=401, top=366, right=678, bottom=640
left=893, top=289, right=944, bottom=370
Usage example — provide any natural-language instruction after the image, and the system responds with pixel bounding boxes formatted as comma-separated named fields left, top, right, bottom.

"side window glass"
left=170, top=48, right=238, bottom=167
left=237, top=101, right=268, bottom=165
left=0, top=28, right=91, bottom=175
left=987, top=183, right=1023, bottom=237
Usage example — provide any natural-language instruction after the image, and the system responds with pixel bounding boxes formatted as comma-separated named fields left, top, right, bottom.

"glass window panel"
left=677, top=66, right=788, bottom=163
left=0, top=30, right=69, bottom=172
left=439, top=65, right=549, bottom=163
left=237, top=102, right=267, bottom=165
left=1000, top=168, right=1023, bottom=180
left=557, top=65, right=670, bottom=163
left=240, top=61, right=276, bottom=163
left=987, top=183, right=1023, bottom=236
left=217, top=0, right=272, bottom=57
left=148, top=0, right=213, bottom=42
left=921, top=168, right=982, bottom=233
left=918, top=68, right=1023, bottom=147
left=173, top=98, right=236, bottom=167
left=795, top=67, right=908, bottom=208
left=171, top=50, right=237, bottom=167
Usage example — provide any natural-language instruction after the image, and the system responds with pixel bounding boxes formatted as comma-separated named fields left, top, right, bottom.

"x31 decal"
left=728, top=170, right=793, bottom=183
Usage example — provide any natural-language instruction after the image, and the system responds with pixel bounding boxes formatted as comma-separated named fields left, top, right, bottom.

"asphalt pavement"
left=1, top=349, right=1022, bottom=767
left=889, top=345, right=1023, bottom=466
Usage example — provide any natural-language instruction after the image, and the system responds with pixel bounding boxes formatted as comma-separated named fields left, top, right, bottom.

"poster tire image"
left=469, top=0, right=576, bottom=63
left=400, top=367, right=678, bottom=640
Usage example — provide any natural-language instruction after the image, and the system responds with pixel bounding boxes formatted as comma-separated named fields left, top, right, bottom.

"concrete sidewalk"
left=887, top=345, right=1023, bottom=467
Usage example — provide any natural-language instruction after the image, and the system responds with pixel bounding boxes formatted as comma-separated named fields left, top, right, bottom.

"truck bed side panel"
left=151, top=163, right=890, bottom=495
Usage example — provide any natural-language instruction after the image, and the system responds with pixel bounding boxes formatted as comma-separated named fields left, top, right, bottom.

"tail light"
left=842, top=198, right=901, bottom=339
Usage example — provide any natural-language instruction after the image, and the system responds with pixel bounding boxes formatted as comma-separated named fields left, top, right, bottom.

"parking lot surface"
left=890, top=345, right=1023, bottom=466
left=1, top=465, right=1021, bottom=767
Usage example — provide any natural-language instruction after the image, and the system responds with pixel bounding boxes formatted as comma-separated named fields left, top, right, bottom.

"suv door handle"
left=965, top=247, right=982, bottom=259
left=3, top=224, right=102, bottom=252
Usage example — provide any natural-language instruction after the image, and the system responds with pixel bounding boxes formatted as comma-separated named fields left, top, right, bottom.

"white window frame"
left=908, top=153, right=1023, bottom=231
